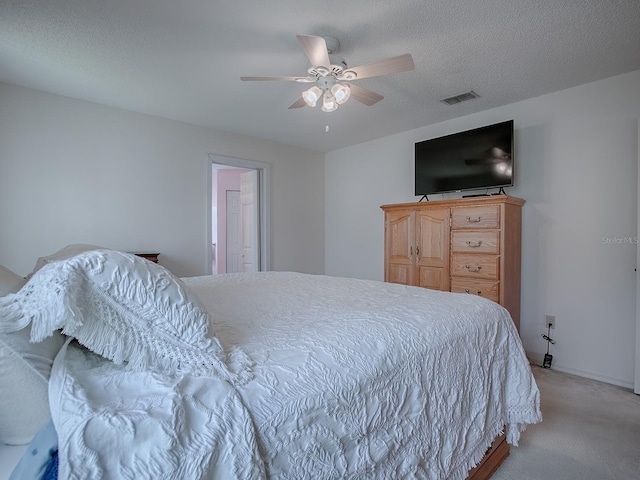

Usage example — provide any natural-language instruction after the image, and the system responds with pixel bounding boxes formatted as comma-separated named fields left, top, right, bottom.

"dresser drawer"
left=451, top=230, right=500, bottom=254
left=451, top=254, right=499, bottom=279
left=451, top=205, right=500, bottom=229
left=451, top=277, right=500, bottom=303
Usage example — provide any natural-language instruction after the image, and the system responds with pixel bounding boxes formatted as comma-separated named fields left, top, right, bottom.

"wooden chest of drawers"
left=382, top=196, right=524, bottom=330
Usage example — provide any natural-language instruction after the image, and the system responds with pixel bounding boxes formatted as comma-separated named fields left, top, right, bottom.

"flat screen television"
left=414, top=120, right=514, bottom=196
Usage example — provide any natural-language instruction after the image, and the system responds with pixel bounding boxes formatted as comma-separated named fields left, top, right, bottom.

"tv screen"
left=414, top=120, right=514, bottom=196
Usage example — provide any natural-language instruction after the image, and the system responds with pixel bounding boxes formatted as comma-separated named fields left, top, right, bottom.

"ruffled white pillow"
left=0, top=264, right=66, bottom=445
left=27, top=243, right=108, bottom=279
left=0, top=250, right=229, bottom=377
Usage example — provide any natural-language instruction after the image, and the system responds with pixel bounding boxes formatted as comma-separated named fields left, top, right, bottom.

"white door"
left=226, top=190, right=242, bottom=273
left=241, top=170, right=259, bottom=272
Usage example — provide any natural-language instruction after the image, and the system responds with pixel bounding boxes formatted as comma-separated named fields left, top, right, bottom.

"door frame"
left=633, top=123, right=640, bottom=395
left=206, top=154, right=271, bottom=274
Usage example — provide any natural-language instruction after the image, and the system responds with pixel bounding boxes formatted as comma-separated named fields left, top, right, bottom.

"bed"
left=0, top=248, right=541, bottom=479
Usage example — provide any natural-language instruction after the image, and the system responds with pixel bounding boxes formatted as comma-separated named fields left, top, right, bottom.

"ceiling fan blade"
left=297, top=35, right=331, bottom=68
left=349, top=83, right=384, bottom=106
left=288, top=97, right=307, bottom=109
left=240, top=76, right=301, bottom=82
left=347, top=53, right=414, bottom=80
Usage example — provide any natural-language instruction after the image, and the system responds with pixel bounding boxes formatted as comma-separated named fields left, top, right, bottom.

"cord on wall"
left=542, top=324, right=556, bottom=368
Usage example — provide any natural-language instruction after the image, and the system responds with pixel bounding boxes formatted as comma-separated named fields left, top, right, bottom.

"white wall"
left=0, top=82, right=325, bottom=278
left=326, top=70, right=640, bottom=388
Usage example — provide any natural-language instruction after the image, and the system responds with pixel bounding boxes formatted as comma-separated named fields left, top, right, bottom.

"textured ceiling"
left=1, top=0, right=639, bottom=152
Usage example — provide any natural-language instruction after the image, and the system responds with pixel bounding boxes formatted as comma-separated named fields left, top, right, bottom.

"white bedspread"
left=50, top=272, right=541, bottom=479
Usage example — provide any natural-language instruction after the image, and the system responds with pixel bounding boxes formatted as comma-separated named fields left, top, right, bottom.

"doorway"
left=207, top=155, right=271, bottom=274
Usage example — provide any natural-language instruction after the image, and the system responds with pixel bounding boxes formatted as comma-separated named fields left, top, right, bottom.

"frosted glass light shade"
left=331, top=83, right=351, bottom=104
left=321, top=93, right=338, bottom=112
left=302, top=86, right=322, bottom=107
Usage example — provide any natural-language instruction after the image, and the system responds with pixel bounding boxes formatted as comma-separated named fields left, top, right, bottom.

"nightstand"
left=133, top=252, right=160, bottom=264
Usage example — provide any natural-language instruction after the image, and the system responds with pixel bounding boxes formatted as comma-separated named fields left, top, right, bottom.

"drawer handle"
left=466, top=240, right=483, bottom=248
left=464, top=288, right=483, bottom=295
left=467, top=216, right=482, bottom=223
left=465, top=264, right=482, bottom=272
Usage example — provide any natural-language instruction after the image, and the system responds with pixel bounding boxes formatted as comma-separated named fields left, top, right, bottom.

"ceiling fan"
left=240, top=35, right=415, bottom=112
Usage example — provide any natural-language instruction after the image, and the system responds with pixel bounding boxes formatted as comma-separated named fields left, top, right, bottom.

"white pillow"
left=27, top=243, right=107, bottom=279
left=0, top=264, right=66, bottom=445
left=0, top=250, right=229, bottom=377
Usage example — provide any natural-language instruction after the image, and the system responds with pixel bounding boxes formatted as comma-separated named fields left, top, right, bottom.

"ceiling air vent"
left=441, top=90, right=480, bottom=106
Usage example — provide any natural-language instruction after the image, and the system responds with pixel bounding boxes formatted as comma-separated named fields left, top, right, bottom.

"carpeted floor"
left=492, top=366, right=640, bottom=480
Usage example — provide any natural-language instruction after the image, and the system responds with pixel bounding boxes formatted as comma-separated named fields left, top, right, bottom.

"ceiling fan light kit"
left=302, top=75, right=351, bottom=112
left=241, top=35, right=415, bottom=113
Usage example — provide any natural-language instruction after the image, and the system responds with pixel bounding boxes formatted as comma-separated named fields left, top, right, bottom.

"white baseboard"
left=524, top=351, right=634, bottom=390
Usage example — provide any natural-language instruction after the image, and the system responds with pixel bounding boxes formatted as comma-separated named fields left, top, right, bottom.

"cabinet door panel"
left=417, top=265, right=447, bottom=291
left=384, top=210, right=413, bottom=285
left=388, top=264, right=412, bottom=285
left=415, top=208, right=450, bottom=290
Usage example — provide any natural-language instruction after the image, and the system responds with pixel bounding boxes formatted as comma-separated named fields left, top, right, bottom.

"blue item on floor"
left=9, top=420, right=58, bottom=480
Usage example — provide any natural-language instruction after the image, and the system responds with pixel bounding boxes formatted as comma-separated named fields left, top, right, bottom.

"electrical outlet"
left=545, top=315, right=556, bottom=329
